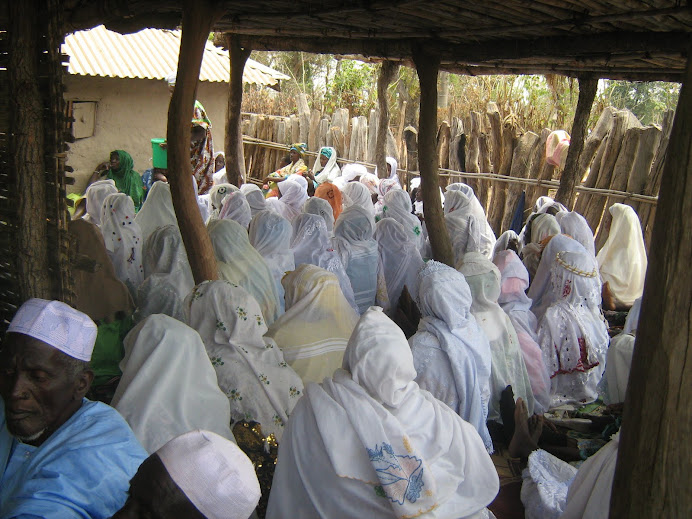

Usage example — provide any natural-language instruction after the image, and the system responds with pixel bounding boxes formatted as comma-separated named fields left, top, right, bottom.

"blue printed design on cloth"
left=366, top=443, right=424, bottom=505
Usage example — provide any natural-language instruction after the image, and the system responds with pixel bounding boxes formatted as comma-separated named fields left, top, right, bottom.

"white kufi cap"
left=157, top=429, right=261, bottom=519
left=7, top=298, right=97, bottom=361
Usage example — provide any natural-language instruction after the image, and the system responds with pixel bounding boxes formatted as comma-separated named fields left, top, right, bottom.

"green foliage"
left=324, top=59, right=376, bottom=116
left=599, top=81, right=680, bottom=126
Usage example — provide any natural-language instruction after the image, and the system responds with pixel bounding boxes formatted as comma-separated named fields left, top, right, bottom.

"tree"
left=602, top=80, right=680, bottom=125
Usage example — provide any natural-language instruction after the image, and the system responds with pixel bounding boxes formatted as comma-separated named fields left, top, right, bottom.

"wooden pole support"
left=167, top=0, right=220, bottom=284
left=225, top=33, right=251, bottom=187
left=609, top=51, right=692, bottom=517
left=555, top=76, right=597, bottom=208
left=412, top=46, right=454, bottom=267
left=376, top=61, right=398, bottom=179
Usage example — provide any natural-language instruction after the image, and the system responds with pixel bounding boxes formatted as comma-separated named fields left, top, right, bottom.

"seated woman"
left=374, top=218, right=424, bottom=315
left=248, top=210, right=295, bottom=314
left=206, top=183, right=239, bottom=222
left=444, top=189, right=496, bottom=258
left=409, top=261, right=493, bottom=453
left=100, top=193, right=144, bottom=298
left=134, top=181, right=180, bottom=244
left=596, top=203, right=647, bottom=309
left=290, top=212, right=357, bottom=312
left=537, top=250, right=609, bottom=407
left=141, top=225, right=194, bottom=304
left=458, top=252, right=536, bottom=422
left=314, top=181, right=343, bottom=221
left=302, top=196, right=335, bottom=234
left=186, top=281, right=304, bottom=441
left=190, top=113, right=214, bottom=195
left=556, top=210, right=595, bottom=257
left=219, top=190, right=252, bottom=229
left=493, top=250, right=551, bottom=414
left=341, top=181, right=376, bottom=219
left=265, top=176, right=309, bottom=223
left=313, top=146, right=340, bottom=185
left=240, top=183, right=267, bottom=217
left=266, top=264, right=359, bottom=385
left=601, top=297, right=640, bottom=404
left=446, top=212, right=483, bottom=267
left=266, top=307, right=499, bottom=519
left=333, top=204, right=386, bottom=314
left=381, top=189, right=424, bottom=252
left=208, top=219, right=281, bottom=326
left=82, top=179, right=117, bottom=227
left=112, top=314, right=235, bottom=453
left=108, top=150, right=144, bottom=211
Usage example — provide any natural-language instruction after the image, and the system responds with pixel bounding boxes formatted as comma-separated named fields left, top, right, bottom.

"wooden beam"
left=609, top=50, right=692, bottom=518
left=376, top=61, right=398, bottom=179
left=225, top=33, right=250, bottom=187
left=9, top=0, right=51, bottom=300
left=167, top=0, right=220, bottom=284
left=413, top=46, right=454, bottom=267
left=555, top=76, right=597, bottom=208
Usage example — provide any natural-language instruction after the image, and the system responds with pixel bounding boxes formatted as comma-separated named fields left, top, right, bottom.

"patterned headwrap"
left=319, top=147, right=333, bottom=159
left=289, top=143, right=307, bottom=160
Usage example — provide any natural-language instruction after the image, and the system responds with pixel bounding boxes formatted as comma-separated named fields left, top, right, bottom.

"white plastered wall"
left=65, top=75, right=228, bottom=194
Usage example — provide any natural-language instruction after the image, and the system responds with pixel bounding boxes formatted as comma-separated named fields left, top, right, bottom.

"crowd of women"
left=68, top=140, right=649, bottom=518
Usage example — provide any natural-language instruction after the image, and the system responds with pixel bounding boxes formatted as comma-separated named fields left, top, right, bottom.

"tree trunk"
left=376, top=61, right=398, bottom=179
left=167, top=0, right=219, bottom=284
left=609, top=51, right=692, bottom=519
left=502, top=131, right=540, bottom=232
left=9, top=0, right=50, bottom=301
left=555, top=77, right=597, bottom=208
left=413, top=47, right=453, bottom=267
left=225, top=34, right=250, bottom=187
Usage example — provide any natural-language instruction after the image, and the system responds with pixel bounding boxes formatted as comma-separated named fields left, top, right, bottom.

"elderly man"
left=112, top=429, right=261, bottom=519
left=0, top=298, right=147, bottom=518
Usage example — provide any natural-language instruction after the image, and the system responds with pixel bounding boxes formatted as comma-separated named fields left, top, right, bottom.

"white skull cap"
left=157, top=429, right=261, bottom=519
left=7, top=298, right=97, bottom=361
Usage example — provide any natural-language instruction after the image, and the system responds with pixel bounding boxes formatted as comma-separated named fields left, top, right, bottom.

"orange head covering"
left=315, top=182, right=342, bottom=222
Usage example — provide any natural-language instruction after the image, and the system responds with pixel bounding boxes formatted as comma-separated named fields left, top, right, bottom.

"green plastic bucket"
left=151, top=138, right=168, bottom=168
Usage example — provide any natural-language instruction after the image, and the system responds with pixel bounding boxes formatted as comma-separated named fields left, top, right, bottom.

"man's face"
left=111, top=454, right=204, bottom=519
left=110, top=153, right=120, bottom=171
left=0, top=334, right=90, bottom=445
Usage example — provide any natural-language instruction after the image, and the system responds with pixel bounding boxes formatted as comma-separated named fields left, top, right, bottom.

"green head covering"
left=320, top=147, right=333, bottom=159
left=107, top=150, right=144, bottom=211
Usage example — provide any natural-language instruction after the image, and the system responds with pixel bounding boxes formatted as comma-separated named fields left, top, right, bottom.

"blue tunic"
left=0, top=397, right=147, bottom=519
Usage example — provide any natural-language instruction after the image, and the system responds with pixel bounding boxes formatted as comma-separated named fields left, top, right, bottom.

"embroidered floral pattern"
left=227, top=388, right=242, bottom=401
left=256, top=315, right=264, bottom=326
left=366, top=443, right=425, bottom=505
left=210, top=356, right=225, bottom=367
left=258, top=373, right=270, bottom=385
left=278, top=361, right=288, bottom=368
left=272, top=414, right=284, bottom=427
left=265, top=342, right=274, bottom=349
left=236, top=307, right=248, bottom=320
left=216, top=319, right=227, bottom=331
left=289, top=386, right=301, bottom=397
left=191, top=287, right=203, bottom=301
left=413, top=226, right=421, bottom=236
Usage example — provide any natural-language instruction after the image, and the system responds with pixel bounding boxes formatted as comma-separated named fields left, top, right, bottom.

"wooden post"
left=555, top=76, right=597, bottom=208
left=502, top=131, right=540, bottom=231
left=225, top=34, right=250, bottom=187
left=376, top=61, right=398, bottom=179
left=9, top=0, right=51, bottom=300
left=610, top=52, right=692, bottom=518
left=413, top=47, right=453, bottom=267
left=167, top=0, right=220, bottom=284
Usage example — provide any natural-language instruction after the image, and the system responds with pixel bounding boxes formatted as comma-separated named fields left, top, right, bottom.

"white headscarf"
left=374, top=218, right=424, bottom=314
left=492, top=230, right=520, bottom=260
left=133, top=277, right=185, bottom=324
left=530, top=213, right=561, bottom=244
left=410, top=261, right=493, bottom=452
left=219, top=191, right=252, bottom=229
left=207, top=219, right=280, bottom=325
left=112, top=314, right=235, bottom=453
left=382, top=189, right=424, bottom=251
left=374, top=177, right=400, bottom=215
left=248, top=210, right=294, bottom=314
left=494, top=250, right=551, bottom=414
left=302, top=197, right=335, bottom=233
left=537, top=250, right=609, bottom=407
left=334, top=163, right=367, bottom=190
left=341, top=181, right=376, bottom=219
left=314, top=147, right=341, bottom=184
left=290, top=212, right=358, bottom=312
left=528, top=234, right=589, bottom=323
left=240, top=183, right=267, bottom=217
left=186, top=280, right=304, bottom=441
left=142, top=224, right=194, bottom=303
left=101, top=193, right=144, bottom=296
left=134, top=181, right=178, bottom=244
left=206, top=183, right=239, bottom=222
left=266, top=307, right=499, bottom=519
left=266, top=264, right=359, bottom=385
left=596, top=203, right=647, bottom=308
left=333, top=204, right=387, bottom=314
left=83, top=179, right=117, bottom=226
left=444, top=189, right=496, bottom=258
left=446, top=213, right=483, bottom=265
left=556, top=211, right=595, bottom=257
left=265, top=177, right=309, bottom=222
left=602, top=298, right=640, bottom=404
left=459, top=252, right=536, bottom=421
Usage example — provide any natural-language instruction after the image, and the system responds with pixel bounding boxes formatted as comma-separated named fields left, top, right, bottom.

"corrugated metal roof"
left=63, top=25, right=289, bottom=86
